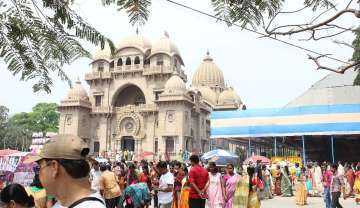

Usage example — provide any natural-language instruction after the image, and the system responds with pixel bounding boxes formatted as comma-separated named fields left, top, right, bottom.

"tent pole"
left=248, top=138, right=251, bottom=157
left=274, top=137, right=277, bottom=157
left=302, top=135, right=306, bottom=165
left=331, top=135, right=335, bottom=163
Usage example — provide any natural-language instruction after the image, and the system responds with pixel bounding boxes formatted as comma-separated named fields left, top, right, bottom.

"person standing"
left=173, top=161, right=185, bottom=208
left=26, top=173, right=54, bottom=208
left=99, top=164, right=121, bottom=208
left=188, top=155, right=209, bottom=208
left=127, top=163, right=139, bottom=186
left=344, top=165, right=355, bottom=197
left=24, top=134, right=106, bottom=208
left=330, top=163, right=346, bottom=208
left=1, top=183, right=35, bottom=208
left=247, top=166, right=262, bottom=208
left=90, top=161, right=102, bottom=192
left=204, top=162, right=226, bottom=208
left=281, top=166, right=293, bottom=197
left=273, top=165, right=282, bottom=196
left=323, top=164, right=333, bottom=208
left=224, top=163, right=239, bottom=208
left=262, top=165, right=273, bottom=199
left=314, top=162, right=323, bottom=196
left=153, top=161, right=174, bottom=208
left=353, top=166, right=360, bottom=205
left=295, top=167, right=307, bottom=206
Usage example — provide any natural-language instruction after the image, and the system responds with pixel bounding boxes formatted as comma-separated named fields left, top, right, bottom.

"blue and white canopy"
left=201, top=149, right=238, bottom=160
left=211, top=104, right=360, bottom=138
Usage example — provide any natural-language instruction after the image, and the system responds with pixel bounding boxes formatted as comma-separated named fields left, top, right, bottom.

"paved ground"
left=261, top=196, right=357, bottom=208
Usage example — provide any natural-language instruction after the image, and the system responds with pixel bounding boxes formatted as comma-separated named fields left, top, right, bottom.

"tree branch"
left=266, top=8, right=360, bottom=35
left=308, top=54, right=360, bottom=73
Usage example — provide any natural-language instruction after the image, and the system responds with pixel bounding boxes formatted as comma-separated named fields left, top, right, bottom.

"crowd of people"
left=0, top=134, right=359, bottom=208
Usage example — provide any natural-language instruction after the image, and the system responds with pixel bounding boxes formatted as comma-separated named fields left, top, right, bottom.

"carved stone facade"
left=58, top=32, right=243, bottom=159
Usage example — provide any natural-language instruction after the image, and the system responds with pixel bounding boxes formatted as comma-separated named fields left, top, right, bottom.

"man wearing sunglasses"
left=24, top=134, right=106, bottom=208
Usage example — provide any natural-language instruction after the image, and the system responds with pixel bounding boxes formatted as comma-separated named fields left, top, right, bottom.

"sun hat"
left=24, top=134, right=89, bottom=163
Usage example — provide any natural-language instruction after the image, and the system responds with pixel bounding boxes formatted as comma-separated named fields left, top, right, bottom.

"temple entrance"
left=121, top=136, right=135, bottom=151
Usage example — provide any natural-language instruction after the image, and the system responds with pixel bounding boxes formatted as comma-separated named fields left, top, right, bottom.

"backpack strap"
left=68, top=197, right=105, bottom=208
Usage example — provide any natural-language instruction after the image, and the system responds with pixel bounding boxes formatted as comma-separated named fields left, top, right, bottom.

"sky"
left=0, top=0, right=355, bottom=114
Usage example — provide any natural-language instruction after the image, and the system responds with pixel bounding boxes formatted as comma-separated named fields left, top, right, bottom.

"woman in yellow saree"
left=234, top=173, right=249, bottom=208
left=295, top=167, right=307, bottom=206
left=234, top=166, right=261, bottom=208
left=178, top=175, right=190, bottom=208
left=354, top=167, right=360, bottom=205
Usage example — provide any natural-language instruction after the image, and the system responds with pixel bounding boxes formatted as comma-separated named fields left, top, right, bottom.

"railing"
left=85, top=71, right=112, bottom=80
left=115, top=104, right=158, bottom=113
left=92, top=106, right=114, bottom=114
left=59, top=100, right=91, bottom=108
left=143, top=65, right=173, bottom=75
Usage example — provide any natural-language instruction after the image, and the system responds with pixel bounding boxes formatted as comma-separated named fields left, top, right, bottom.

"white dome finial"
left=203, top=50, right=213, bottom=62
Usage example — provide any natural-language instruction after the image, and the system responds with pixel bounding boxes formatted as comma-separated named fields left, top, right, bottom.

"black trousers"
left=188, top=198, right=206, bottom=208
left=331, top=192, right=343, bottom=208
left=105, top=196, right=120, bottom=208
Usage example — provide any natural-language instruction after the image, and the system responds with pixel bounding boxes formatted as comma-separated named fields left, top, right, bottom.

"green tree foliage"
left=0, top=0, right=115, bottom=93
left=2, top=124, right=32, bottom=150
left=1, top=0, right=359, bottom=91
left=0, top=103, right=58, bottom=150
left=29, top=102, right=59, bottom=135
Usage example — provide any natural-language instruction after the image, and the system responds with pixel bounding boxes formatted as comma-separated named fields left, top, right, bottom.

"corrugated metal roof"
left=286, top=70, right=360, bottom=107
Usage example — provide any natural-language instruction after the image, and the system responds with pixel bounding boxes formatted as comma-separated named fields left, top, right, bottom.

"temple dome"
left=149, top=32, right=184, bottom=65
left=164, top=72, right=186, bottom=93
left=192, top=51, right=225, bottom=89
left=117, top=32, right=151, bottom=52
left=198, top=86, right=217, bottom=105
left=67, top=80, right=89, bottom=100
left=92, top=45, right=111, bottom=61
left=218, top=88, right=241, bottom=104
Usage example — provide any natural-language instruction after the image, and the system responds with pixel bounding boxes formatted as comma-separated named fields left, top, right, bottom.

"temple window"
left=134, top=56, right=140, bottom=64
left=117, top=58, right=123, bottom=66
left=97, top=61, right=104, bottom=72
left=125, top=57, right=131, bottom=65
left=95, top=95, right=102, bottom=107
left=156, top=55, right=163, bottom=66
left=165, top=137, right=175, bottom=153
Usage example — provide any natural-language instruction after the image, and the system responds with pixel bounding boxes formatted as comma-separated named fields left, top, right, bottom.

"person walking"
left=99, top=164, right=121, bottom=208
left=330, top=163, right=346, bottom=208
left=24, top=134, right=106, bottom=208
left=188, top=155, right=209, bottom=208
left=323, top=164, right=333, bottom=208
left=153, top=161, right=174, bottom=208
left=204, top=162, right=226, bottom=208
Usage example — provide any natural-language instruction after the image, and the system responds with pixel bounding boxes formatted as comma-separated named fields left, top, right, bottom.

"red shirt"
left=188, top=164, right=209, bottom=199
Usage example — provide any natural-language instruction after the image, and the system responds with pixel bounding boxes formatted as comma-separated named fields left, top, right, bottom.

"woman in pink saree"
left=224, top=163, right=239, bottom=208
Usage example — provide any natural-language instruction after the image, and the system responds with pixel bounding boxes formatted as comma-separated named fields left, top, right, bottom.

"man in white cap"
left=24, top=134, right=106, bottom=208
